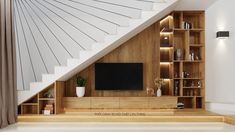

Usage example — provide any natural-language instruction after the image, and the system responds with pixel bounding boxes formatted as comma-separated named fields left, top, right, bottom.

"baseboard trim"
left=206, top=102, right=235, bottom=115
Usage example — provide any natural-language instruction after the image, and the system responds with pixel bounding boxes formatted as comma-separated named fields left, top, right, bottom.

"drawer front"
left=148, top=97, right=177, bottom=109
left=119, top=101, right=148, bottom=109
left=63, top=100, right=91, bottom=109
left=63, top=97, right=91, bottom=108
left=91, top=101, right=119, bottom=109
left=91, top=97, right=119, bottom=102
left=119, top=97, right=148, bottom=102
left=90, top=97, right=119, bottom=108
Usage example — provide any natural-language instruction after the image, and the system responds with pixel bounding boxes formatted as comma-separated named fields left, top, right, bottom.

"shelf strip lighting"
left=160, top=15, right=173, bottom=24
left=160, top=62, right=171, bottom=65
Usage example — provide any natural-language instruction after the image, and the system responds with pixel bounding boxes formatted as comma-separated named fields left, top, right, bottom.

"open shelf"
left=190, top=31, right=204, bottom=45
left=160, top=63, right=173, bottom=79
left=21, top=105, right=38, bottom=115
left=173, top=12, right=182, bottom=29
left=160, top=49, right=173, bottom=62
left=18, top=81, right=65, bottom=115
left=183, top=11, right=205, bottom=29
left=160, top=11, right=205, bottom=109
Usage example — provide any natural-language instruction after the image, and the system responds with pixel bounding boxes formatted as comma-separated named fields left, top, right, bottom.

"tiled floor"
left=1, top=123, right=235, bottom=132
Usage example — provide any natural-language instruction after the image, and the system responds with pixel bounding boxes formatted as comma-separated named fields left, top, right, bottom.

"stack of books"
left=182, top=21, right=193, bottom=29
left=43, top=104, right=54, bottom=115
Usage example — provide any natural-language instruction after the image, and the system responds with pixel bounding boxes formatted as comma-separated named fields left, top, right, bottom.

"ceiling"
left=175, top=0, right=218, bottom=10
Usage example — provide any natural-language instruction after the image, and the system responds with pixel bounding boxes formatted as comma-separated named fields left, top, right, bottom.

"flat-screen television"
left=95, top=63, right=143, bottom=90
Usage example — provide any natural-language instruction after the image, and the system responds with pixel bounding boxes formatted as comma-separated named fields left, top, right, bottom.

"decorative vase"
left=176, top=49, right=182, bottom=60
left=156, top=88, right=162, bottom=97
left=76, top=87, right=85, bottom=97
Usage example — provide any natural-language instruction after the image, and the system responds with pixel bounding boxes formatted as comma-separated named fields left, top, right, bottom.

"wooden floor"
left=18, top=109, right=228, bottom=123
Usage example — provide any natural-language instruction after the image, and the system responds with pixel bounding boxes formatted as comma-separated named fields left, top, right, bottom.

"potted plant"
left=75, top=76, right=87, bottom=97
left=154, top=78, right=165, bottom=97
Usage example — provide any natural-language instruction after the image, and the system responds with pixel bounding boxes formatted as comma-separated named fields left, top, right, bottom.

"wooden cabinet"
left=63, top=97, right=177, bottom=109
left=18, top=11, right=205, bottom=114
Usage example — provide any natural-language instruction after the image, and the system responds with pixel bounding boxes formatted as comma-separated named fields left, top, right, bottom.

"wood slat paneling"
left=65, top=22, right=160, bottom=97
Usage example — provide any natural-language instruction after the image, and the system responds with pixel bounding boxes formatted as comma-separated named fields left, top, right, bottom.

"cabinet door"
left=91, top=97, right=119, bottom=109
left=119, top=97, right=148, bottom=109
left=148, top=97, right=177, bottom=109
left=63, top=97, right=91, bottom=109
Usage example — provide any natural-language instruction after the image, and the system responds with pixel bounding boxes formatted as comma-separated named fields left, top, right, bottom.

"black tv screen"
left=95, top=63, right=143, bottom=90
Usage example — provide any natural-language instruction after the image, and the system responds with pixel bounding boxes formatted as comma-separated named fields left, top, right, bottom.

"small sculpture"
left=197, top=81, right=202, bottom=88
left=146, top=87, right=155, bottom=96
left=176, top=49, right=183, bottom=60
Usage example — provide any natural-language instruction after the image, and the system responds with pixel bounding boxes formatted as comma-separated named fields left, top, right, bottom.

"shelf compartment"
left=196, top=97, right=203, bottom=109
left=160, top=63, right=173, bottom=79
left=160, top=15, right=174, bottom=31
left=21, top=105, right=38, bottom=115
left=161, top=79, right=173, bottom=96
left=39, top=84, right=55, bottom=99
left=183, top=11, right=205, bottom=29
left=190, top=31, right=204, bottom=45
left=183, top=80, right=203, bottom=90
left=183, top=88, right=201, bottom=96
left=39, top=100, right=55, bottom=115
left=173, top=30, right=188, bottom=60
left=24, top=95, right=38, bottom=104
left=173, top=80, right=180, bottom=96
left=183, top=62, right=202, bottom=78
left=160, top=49, right=173, bottom=62
left=160, top=33, right=173, bottom=47
left=178, top=97, right=194, bottom=109
left=173, top=12, right=183, bottom=29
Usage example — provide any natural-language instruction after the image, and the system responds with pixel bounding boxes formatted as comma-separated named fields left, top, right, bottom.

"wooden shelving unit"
left=18, top=81, right=65, bottom=115
left=159, top=11, right=205, bottom=109
left=18, top=11, right=205, bottom=114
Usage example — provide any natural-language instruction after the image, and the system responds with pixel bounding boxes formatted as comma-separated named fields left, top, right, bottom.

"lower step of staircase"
left=225, top=116, right=235, bottom=125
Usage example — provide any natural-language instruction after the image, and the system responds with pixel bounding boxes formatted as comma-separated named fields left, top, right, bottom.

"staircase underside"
left=17, top=0, right=178, bottom=105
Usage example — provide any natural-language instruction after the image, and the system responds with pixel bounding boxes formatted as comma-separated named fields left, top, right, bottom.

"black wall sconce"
left=216, top=31, right=229, bottom=39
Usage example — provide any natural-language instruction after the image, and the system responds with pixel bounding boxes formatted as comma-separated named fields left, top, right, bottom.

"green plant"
left=76, top=76, right=87, bottom=87
left=44, top=89, right=54, bottom=98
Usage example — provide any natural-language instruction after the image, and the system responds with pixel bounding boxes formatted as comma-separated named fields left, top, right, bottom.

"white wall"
left=206, top=0, right=235, bottom=114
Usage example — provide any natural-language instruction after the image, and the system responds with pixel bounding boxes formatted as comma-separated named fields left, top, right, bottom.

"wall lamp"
left=216, top=31, right=229, bottom=39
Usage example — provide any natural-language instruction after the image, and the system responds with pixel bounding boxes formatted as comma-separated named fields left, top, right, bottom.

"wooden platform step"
left=18, top=115, right=224, bottom=122
left=225, top=116, right=235, bottom=125
left=18, top=110, right=224, bottom=123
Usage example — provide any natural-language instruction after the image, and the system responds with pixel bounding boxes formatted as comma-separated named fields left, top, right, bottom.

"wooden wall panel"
left=65, top=22, right=160, bottom=97
left=55, top=81, right=65, bottom=114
